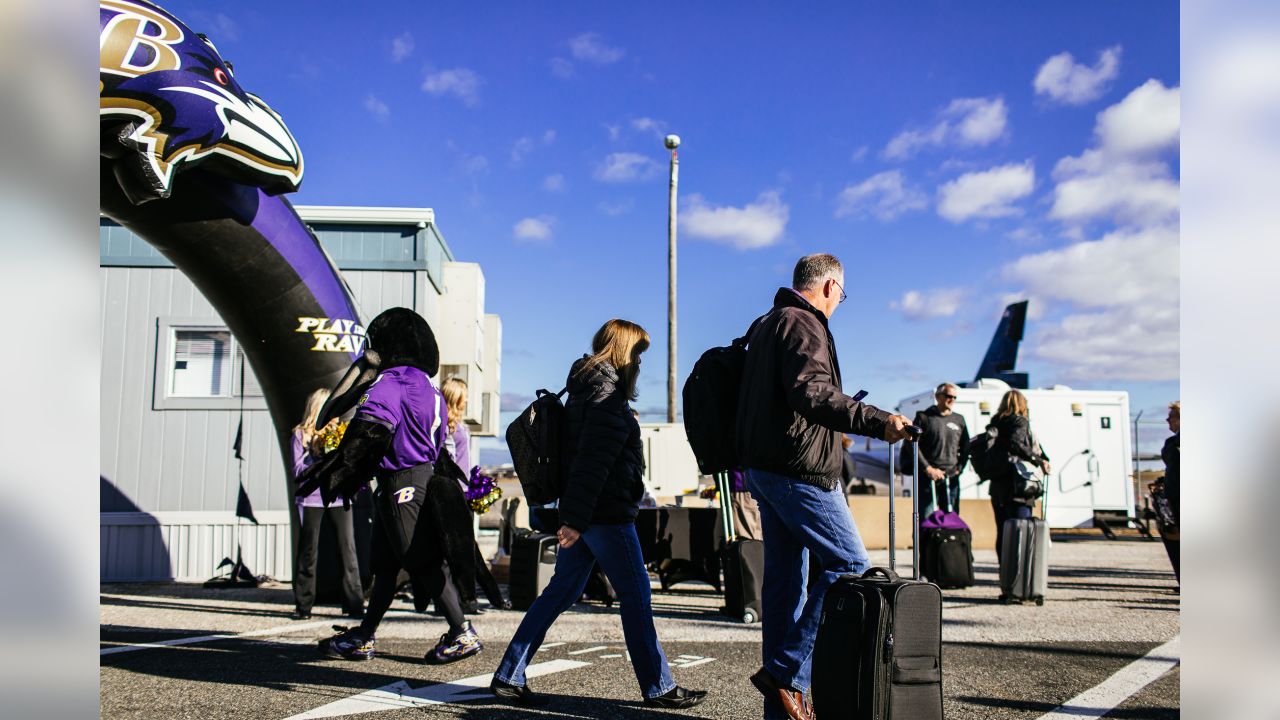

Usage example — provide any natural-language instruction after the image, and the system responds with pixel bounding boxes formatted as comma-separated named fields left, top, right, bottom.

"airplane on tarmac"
left=845, top=300, right=1029, bottom=490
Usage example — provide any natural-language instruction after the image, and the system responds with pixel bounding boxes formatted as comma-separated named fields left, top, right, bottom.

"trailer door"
left=1086, top=404, right=1127, bottom=510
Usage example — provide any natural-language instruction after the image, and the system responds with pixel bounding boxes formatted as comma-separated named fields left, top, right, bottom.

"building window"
left=170, top=329, right=233, bottom=397
left=153, top=318, right=266, bottom=410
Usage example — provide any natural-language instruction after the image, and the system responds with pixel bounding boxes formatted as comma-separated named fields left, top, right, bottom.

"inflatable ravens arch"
left=99, top=0, right=363, bottom=514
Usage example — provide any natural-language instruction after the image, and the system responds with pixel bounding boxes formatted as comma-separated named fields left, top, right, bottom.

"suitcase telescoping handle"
left=886, top=427, right=924, bottom=580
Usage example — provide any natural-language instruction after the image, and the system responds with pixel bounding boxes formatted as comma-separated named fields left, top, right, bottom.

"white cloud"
left=630, top=117, right=667, bottom=138
left=681, top=190, right=789, bottom=251
left=363, top=94, right=389, bottom=121
left=542, top=129, right=557, bottom=144
left=569, top=32, right=624, bottom=64
left=510, top=136, right=534, bottom=164
left=1048, top=80, right=1181, bottom=228
left=604, top=124, right=621, bottom=141
left=937, top=161, right=1035, bottom=222
left=889, top=288, right=970, bottom=321
left=884, top=97, right=1008, bottom=159
left=1050, top=150, right=1179, bottom=226
left=390, top=32, right=414, bottom=63
left=549, top=57, right=574, bottom=78
left=542, top=174, right=565, bottom=193
left=421, top=66, right=482, bottom=107
left=1034, top=46, right=1122, bottom=105
left=1095, top=79, right=1180, bottom=156
left=593, top=152, right=660, bottom=182
left=513, top=216, right=555, bottom=242
left=850, top=146, right=868, bottom=162
left=598, top=199, right=634, bottom=216
left=1002, top=225, right=1179, bottom=382
left=834, top=170, right=928, bottom=221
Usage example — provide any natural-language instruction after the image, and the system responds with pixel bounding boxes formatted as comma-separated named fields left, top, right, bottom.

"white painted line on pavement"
left=568, top=645, right=609, bottom=655
left=677, top=658, right=717, bottom=669
left=600, top=654, right=623, bottom=659
left=284, top=658, right=592, bottom=719
left=100, top=619, right=334, bottom=655
left=537, top=642, right=566, bottom=652
left=1036, top=636, right=1180, bottom=720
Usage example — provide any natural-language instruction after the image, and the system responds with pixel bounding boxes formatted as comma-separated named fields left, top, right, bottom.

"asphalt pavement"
left=101, top=532, right=1179, bottom=719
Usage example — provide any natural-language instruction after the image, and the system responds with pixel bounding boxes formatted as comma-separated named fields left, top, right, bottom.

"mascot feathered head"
left=365, top=307, right=440, bottom=377
left=315, top=308, right=440, bottom=428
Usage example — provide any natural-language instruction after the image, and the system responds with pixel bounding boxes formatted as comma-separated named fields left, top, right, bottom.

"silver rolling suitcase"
left=999, top=512, right=1048, bottom=605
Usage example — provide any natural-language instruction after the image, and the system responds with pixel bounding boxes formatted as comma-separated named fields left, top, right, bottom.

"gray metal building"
left=100, top=206, right=501, bottom=582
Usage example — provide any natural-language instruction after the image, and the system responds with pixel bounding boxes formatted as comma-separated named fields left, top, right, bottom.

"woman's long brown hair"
left=994, top=389, right=1029, bottom=420
left=578, top=319, right=650, bottom=400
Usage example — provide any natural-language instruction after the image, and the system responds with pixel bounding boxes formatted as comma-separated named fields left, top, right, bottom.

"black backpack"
left=682, top=316, right=765, bottom=475
left=504, top=388, right=568, bottom=506
left=967, top=425, right=999, bottom=482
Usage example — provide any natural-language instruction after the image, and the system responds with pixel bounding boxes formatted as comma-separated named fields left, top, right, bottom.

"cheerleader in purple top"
left=290, top=389, right=364, bottom=620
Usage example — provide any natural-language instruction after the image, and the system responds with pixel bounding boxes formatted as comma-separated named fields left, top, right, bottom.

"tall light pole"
left=665, top=134, right=680, bottom=424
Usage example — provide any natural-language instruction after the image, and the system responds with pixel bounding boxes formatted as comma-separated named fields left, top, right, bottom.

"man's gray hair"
left=792, top=253, right=844, bottom=291
left=936, top=382, right=959, bottom=396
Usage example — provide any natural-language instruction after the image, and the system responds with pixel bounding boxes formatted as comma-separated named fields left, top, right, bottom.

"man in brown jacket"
left=737, top=253, right=912, bottom=720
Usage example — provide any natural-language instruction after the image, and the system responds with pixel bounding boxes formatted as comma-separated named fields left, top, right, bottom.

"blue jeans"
left=746, top=469, right=871, bottom=717
left=493, top=522, right=675, bottom=699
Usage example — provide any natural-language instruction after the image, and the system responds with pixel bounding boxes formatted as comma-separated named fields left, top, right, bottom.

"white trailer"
left=639, top=423, right=704, bottom=499
left=897, top=379, right=1134, bottom=529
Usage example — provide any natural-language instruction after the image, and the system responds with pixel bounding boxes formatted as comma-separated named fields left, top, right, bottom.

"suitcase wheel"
left=1035, top=597, right=1045, bottom=606
left=742, top=609, right=758, bottom=624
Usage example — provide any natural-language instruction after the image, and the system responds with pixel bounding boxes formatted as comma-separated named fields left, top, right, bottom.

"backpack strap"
left=731, top=313, right=770, bottom=349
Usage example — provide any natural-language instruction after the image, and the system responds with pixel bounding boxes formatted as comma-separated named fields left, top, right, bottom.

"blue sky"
left=164, top=1, right=1181, bottom=464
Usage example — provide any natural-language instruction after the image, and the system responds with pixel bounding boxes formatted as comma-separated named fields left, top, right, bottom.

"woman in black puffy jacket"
left=490, top=319, right=707, bottom=711
left=988, top=389, right=1050, bottom=564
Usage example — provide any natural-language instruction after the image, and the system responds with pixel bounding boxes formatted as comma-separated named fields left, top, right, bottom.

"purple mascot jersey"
left=354, top=366, right=447, bottom=472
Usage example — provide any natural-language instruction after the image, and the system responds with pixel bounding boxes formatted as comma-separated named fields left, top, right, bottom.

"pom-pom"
left=464, top=466, right=503, bottom=515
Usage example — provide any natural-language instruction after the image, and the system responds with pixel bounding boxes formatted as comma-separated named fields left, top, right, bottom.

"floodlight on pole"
left=665, top=134, right=680, bottom=424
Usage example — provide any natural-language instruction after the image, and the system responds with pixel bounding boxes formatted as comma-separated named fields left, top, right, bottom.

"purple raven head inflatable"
left=99, top=0, right=303, bottom=204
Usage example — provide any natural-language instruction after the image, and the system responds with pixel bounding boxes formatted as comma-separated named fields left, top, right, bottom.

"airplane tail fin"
left=974, top=301, right=1028, bottom=388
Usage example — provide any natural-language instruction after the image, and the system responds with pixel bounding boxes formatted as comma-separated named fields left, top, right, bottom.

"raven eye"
left=214, top=67, right=229, bottom=86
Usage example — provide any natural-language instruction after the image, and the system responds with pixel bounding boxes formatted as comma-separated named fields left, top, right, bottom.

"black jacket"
left=988, top=414, right=1048, bottom=506
left=903, top=405, right=970, bottom=475
left=557, top=357, right=646, bottom=531
left=1161, top=434, right=1179, bottom=524
left=735, top=288, right=891, bottom=490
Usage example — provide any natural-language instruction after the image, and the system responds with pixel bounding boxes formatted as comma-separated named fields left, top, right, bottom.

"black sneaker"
left=645, top=686, right=708, bottom=710
left=490, top=677, right=550, bottom=707
left=424, top=621, right=482, bottom=664
left=318, top=628, right=375, bottom=661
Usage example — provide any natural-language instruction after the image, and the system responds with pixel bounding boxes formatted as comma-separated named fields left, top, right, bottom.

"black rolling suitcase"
left=717, top=472, right=764, bottom=623
left=812, top=433, right=944, bottom=720
left=509, top=531, right=558, bottom=610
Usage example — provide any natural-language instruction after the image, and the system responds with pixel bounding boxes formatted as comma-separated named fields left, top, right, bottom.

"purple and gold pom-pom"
left=464, top=466, right=503, bottom=515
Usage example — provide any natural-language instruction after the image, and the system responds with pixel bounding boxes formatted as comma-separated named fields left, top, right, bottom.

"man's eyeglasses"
left=831, top=278, right=847, bottom=304
left=940, top=394, right=958, bottom=400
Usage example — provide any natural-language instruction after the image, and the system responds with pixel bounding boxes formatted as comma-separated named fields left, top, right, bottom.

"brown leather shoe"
left=749, top=667, right=814, bottom=720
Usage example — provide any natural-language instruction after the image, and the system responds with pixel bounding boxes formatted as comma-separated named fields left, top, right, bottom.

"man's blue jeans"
left=746, top=468, right=871, bottom=716
left=493, top=522, right=675, bottom=699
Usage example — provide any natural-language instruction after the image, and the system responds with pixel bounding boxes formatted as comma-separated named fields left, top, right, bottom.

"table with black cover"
left=530, top=505, right=725, bottom=592
left=634, top=506, right=723, bottom=592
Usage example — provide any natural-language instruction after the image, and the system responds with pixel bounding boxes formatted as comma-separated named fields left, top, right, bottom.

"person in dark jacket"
left=903, top=383, right=970, bottom=516
left=491, top=319, right=707, bottom=711
left=736, top=253, right=913, bottom=720
left=1154, top=401, right=1179, bottom=582
left=988, top=389, right=1050, bottom=567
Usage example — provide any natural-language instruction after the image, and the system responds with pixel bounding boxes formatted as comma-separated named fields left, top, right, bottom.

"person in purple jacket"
left=297, top=308, right=479, bottom=663
left=290, top=389, right=364, bottom=621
